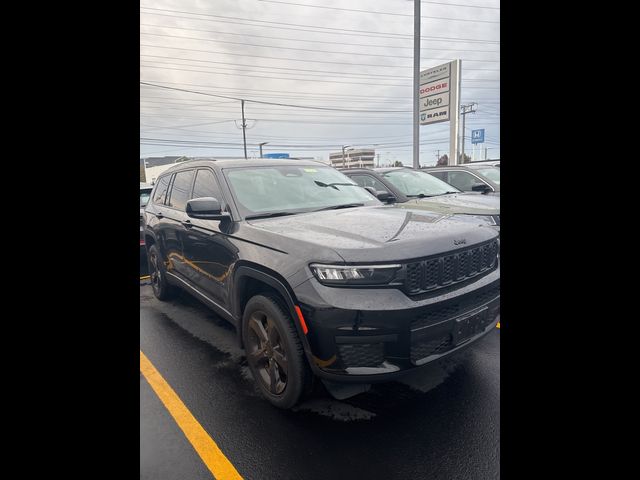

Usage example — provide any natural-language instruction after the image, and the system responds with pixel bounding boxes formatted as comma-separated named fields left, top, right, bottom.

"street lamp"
left=258, top=142, right=269, bottom=158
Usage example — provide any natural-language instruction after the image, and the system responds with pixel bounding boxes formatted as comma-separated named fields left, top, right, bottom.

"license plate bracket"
left=451, top=306, right=489, bottom=345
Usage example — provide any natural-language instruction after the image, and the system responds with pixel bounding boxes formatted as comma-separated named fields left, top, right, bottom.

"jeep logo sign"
left=420, top=92, right=450, bottom=111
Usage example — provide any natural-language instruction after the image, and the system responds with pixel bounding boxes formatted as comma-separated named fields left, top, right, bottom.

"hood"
left=396, top=192, right=499, bottom=216
left=246, top=206, right=498, bottom=262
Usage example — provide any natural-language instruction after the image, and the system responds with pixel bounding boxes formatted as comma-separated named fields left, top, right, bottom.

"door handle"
left=155, top=212, right=164, bottom=219
left=181, top=220, right=193, bottom=228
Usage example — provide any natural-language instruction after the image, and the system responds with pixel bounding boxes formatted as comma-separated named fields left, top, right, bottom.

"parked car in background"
left=140, top=183, right=153, bottom=251
left=425, top=165, right=500, bottom=194
left=143, top=159, right=500, bottom=408
left=343, top=167, right=500, bottom=230
left=466, top=160, right=500, bottom=168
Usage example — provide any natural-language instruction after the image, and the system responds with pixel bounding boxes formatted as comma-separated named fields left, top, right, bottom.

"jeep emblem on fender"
left=454, top=239, right=467, bottom=245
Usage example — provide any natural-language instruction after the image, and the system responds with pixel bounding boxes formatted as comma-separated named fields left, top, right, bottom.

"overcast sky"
left=140, top=0, right=500, bottom=166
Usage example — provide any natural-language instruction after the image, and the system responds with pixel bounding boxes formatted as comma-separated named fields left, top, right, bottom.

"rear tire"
left=242, top=294, right=309, bottom=409
left=147, top=244, right=175, bottom=301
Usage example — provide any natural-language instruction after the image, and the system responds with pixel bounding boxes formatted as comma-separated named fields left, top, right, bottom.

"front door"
left=181, top=168, right=238, bottom=310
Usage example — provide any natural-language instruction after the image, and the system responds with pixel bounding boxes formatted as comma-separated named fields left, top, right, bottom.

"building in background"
left=328, top=148, right=375, bottom=169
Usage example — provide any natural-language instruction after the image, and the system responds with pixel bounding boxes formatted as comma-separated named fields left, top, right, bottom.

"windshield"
left=381, top=169, right=460, bottom=196
left=225, top=165, right=380, bottom=218
left=140, top=189, right=152, bottom=208
left=474, top=167, right=500, bottom=184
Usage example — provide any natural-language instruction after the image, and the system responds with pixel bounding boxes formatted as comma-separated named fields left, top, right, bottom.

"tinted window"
left=447, top=171, right=483, bottom=191
left=152, top=176, right=171, bottom=205
left=167, top=170, right=195, bottom=211
left=192, top=169, right=223, bottom=204
left=428, top=171, right=448, bottom=182
left=350, top=174, right=390, bottom=193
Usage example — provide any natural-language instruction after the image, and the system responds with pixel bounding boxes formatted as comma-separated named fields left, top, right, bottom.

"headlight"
left=310, top=263, right=401, bottom=286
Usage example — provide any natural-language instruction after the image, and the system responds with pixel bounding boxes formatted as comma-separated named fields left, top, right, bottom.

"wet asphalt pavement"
left=140, top=281, right=500, bottom=479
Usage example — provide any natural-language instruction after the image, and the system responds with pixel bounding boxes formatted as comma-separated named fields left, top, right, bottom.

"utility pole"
left=485, top=147, right=490, bottom=160
left=259, top=142, right=268, bottom=158
left=435, top=149, right=440, bottom=163
left=412, top=0, right=421, bottom=169
left=376, top=153, right=380, bottom=167
left=459, top=103, right=477, bottom=164
left=241, top=99, right=248, bottom=160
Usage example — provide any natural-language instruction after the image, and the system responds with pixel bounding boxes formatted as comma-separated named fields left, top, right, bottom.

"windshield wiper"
left=312, top=203, right=364, bottom=212
left=245, top=211, right=299, bottom=220
left=406, top=193, right=434, bottom=198
left=314, top=180, right=358, bottom=190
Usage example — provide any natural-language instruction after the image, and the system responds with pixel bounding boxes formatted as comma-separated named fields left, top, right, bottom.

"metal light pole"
left=241, top=100, right=248, bottom=160
left=342, top=145, right=351, bottom=168
left=412, top=0, right=421, bottom=169
left=259, top=142, right=268, bottom=158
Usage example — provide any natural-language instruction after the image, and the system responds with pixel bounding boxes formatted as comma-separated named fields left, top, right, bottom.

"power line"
left=257, top=0, right=500, bottom=20
left=262, top=0, right=501, bottom=11
left=139, top=6, right=500, bottom=42
left=140, top=23, right=501, bottom=52
left=139, top=37, right=500, bottom=61
left=141, top=80, right=501, bottom=101
left=140, top=32, right=500, bottom=61
left=140, top=43, right=499, bottom=70
left=140, top=63, right=501, bottom=89
left=140, top=55, right=501, bottom=82
left=140, top=14, right=499, bottom=44
left=140, top=81, right=419, bottom=112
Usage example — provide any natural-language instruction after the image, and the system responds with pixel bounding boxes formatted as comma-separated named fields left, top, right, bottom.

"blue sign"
left=263, top=153, right=290, bottom=159
left=471, top=129, right=485, bottom=145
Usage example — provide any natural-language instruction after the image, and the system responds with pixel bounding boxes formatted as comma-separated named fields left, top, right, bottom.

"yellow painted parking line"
left=140, top=275, right=150, bottom=280
left=496, top=322, right=500, bottom=329
left=140, top=350, right=243, bottom=480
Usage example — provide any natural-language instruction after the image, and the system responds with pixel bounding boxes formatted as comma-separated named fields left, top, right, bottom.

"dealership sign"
left=471, top=129, right=485, bottom=144
left=419, top=61, right=455, bottom=126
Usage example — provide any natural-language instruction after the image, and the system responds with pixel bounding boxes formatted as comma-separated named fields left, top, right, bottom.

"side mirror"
left=376, top=191, right=397, bottom=203
left=364, top=186, right=396, bottom=203
left=186, top=197, right=230, bottom=220
left=471, top=183, right=492, bottom=193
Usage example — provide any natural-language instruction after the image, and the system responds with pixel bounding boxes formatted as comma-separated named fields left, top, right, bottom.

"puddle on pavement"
left=142, top=284, right=470, bottom=422
left=293, top=398, right=377, bottom=422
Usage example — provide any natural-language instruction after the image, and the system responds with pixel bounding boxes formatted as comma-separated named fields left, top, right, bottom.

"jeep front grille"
left=404, top=239, right=499, bottom=295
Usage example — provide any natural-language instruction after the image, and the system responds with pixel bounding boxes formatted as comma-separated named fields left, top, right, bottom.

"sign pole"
left=412, top=0, right=421, bottom=169
left=449, top=60, right=461, bottom=165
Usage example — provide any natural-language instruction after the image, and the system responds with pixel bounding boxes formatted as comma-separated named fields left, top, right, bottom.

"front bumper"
left=293, top=270, right=500, bottom=382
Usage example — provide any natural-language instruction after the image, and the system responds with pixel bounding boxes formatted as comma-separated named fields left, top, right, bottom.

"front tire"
left=242, top=294, right=308, bottom=409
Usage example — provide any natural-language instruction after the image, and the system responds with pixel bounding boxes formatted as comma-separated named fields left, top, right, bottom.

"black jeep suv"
left=143, top=159, right=500, bottom=408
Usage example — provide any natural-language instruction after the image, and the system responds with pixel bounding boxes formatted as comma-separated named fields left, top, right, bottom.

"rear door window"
left=152, top=175, right=171, bottom=205
left=167, top=170, right=195, bottom=211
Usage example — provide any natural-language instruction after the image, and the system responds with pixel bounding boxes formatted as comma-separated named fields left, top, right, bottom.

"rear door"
left=163, top=169, right=196, bottom=279
left=146, top=174, right=172, bottom=253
